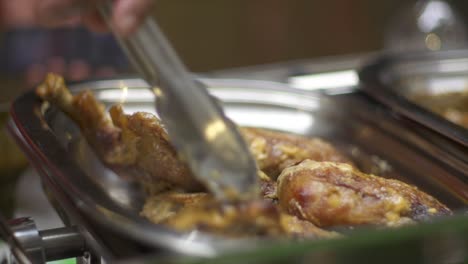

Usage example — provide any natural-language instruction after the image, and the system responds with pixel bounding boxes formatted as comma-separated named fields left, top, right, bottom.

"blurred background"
left=1, top=0, right=468, bottom=95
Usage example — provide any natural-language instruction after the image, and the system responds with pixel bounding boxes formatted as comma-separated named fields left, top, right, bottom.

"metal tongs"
left=98, top=2, right=258, bottom=201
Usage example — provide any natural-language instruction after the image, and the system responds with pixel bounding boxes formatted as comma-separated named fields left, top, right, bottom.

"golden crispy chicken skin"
left=142, top=192, right=339, bottom=239
left=241, top=127, right=352, bottom=180
left=277, top=160, right=451, bottom=228
left=36, top=74, right=121, bottom=163
left=36, top=73, right=204, bottom=191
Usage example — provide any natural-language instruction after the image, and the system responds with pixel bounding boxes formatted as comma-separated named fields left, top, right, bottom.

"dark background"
left=1, top=0, right=468, bottom=100
left=154, top=0, right=468, bottom=70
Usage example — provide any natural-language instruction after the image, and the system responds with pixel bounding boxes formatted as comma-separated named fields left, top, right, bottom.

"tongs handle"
left=99, top=1, right=182, bottom=86
left=98, top=2, right=258, bottom=200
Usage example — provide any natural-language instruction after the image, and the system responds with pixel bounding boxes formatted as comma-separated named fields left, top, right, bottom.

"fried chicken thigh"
left=277, top=160, right=451, bottom=227
left=141, top=192, right=339, bottom=238
left=241, top=127, right=352, bottom=180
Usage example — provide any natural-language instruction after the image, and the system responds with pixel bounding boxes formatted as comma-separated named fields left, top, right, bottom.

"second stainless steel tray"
left=359, top=50, right=468, bottom=150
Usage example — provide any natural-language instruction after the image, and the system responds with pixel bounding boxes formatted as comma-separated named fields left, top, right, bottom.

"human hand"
left=35, top=0, right=154, bottom=36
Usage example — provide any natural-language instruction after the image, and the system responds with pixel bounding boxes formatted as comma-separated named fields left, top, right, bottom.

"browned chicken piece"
left=142, top=192, right=339, bottom=239
left=36, top=73, right=204, bottom=192
left=277, top=160, right=451, bottom=228
left=257, top=170, right=277, bottom=200
left=241, top=127, right=352, bottom=180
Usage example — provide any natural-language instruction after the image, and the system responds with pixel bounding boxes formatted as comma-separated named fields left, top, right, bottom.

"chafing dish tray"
left=359, top=50, right=468, bottom=150
left=7, top=77, right=468, bottom=262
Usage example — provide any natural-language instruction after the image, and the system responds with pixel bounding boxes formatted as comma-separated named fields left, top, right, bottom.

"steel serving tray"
left=8, top=77, right=468, bottom=261
left=359, top=50, right=468, bottom=151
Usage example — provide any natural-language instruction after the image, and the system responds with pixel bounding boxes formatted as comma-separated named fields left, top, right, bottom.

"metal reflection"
left=205, top=119, right=227, bottom=141
left=425, top=33, right=442, bottom=51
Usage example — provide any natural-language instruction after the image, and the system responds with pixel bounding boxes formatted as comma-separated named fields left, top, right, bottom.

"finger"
left=35, top=0, right=84, bottom=27
left=113, top=0, right=154, bottom=36
left=82, top=8, right=108, bottom=33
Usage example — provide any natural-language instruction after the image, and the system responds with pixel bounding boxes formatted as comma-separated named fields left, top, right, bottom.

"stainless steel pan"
left=359, top=49, right=468, bottom=150
left=7, top=77, right=468, bottom=262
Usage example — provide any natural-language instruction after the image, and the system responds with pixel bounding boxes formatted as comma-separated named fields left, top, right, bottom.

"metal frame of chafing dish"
left=359, top=50, right=468, bottom=150
left=5, top=77, right=468, bottom=263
